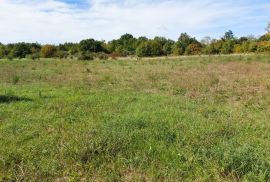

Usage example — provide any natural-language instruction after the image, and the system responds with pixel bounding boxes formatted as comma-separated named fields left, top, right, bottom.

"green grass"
left=0, top=55, right=270, bottom=181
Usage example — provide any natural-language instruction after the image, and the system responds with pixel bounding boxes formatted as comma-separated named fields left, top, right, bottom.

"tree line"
left=0, top=25, right=270, bottom=60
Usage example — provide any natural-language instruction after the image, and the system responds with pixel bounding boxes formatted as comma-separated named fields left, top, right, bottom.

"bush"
left=172, top=45, right=184, bottom=55
left=78, top=52, right=94, bottom=61
left=40, top=45, right=57, bottom=58
left=233, top=41, right=258, bottom=54
left=7, top=55, right=13, bottom=61
left=248, top=42, right=258, bottom=52
left=57, top=51, right=69, bottom=59
left=234, top=44, right=243, bottom=53
left=109, top=52, right=124, bottom=60
left=27, top=53, right=40, bottom=60
left=185, top=43, right=202, bottom=55
left=12, top=75, right=20, bottom=85
left=79, top=39, right=104, bottom=53
left=221, top=40, right=235, bottom=54
left=257, top=41, right=270, bottom=53
left=11, top=42, right=31, bottom=58
left=95, top=53, right=109, bottom=60
left=203, top=44, right=219, bottom=55
left=0, top=45, right=7, bottom=59
left=136, top=40, right=163, bottom=57
left=258, top=33, right=270, bottom=41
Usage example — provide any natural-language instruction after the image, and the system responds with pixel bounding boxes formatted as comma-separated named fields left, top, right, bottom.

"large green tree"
left=10, top=42, right=32, bottom=58
left=221, top=31, right=236, bottom=54
left=223, top=30, right=235, bottom=40
left=108, top=34, right=137, bottom=56
left=136, top=40, right=163, bottom=57
left=174, top=33, right=200, bottom=55
left=79, top=39, right=103, bottom=53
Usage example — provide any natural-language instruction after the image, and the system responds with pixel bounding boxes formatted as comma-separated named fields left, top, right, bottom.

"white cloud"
left=0, top=0, right=269, bottom=43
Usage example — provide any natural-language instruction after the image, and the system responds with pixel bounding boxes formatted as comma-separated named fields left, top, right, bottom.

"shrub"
left=40, top=45, right=57, bottom=58
left=79, top=39, right=104, bottom=53
left=234, top=44, right=243, bottom=53
left=0, top=45, right=8, bottom=59
left=136, top=40, right=163, bottom=57
left=172, top=45, right=184, bottom=55
left=257, top=41, right=270, bottom=53
left=27, top=53, right=40, bottom=60
left=57, top=51, right=69, bottom=59
left=7, top=55, right=13, bottom=61
left=185, top=43, right=202, bottom=55
left=78, top=52, right=94, bottom=61
left=11, top=42, right=31, bottom=58
left=12, top=75, right=20, bottom=85
left=203, top=44, right=219, bottom=55
left=258, top=33, right=270, bottom=41
left=248, top=42, right=258, bottom=52
left=109, top=52, right=124, bottom=60
left=221, top=40, right=235, bottom=54
left=95, top=53, right=109, bottom=60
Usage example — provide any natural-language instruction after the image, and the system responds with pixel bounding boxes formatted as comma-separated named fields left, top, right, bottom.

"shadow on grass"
left=0, top=95, right=32, bottom=103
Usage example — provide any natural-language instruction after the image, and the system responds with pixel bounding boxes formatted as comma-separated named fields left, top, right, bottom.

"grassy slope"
left=0, top=55, right=270, bottom=181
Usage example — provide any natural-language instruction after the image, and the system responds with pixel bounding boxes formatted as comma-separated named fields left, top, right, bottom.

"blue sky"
left=0, top=0, right=269, bottom=43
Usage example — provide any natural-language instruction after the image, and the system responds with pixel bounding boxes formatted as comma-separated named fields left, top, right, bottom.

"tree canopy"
left=0, top=22, right=270, bottom=60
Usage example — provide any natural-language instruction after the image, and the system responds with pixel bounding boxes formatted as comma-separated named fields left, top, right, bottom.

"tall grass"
left=0, top=54, right=269, bottom=181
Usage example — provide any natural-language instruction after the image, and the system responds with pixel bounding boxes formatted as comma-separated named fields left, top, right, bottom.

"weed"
left=12, top=75, right=20, bottom=85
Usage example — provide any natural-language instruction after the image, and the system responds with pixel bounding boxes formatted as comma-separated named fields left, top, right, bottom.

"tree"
left=234, top=44, right=243, bottom=53
left=136, top=40, right=163, bottom=57
left=0, top=44, right=8, bottom=58
left=219, top=31, right=237, bottom=54
left=109, top=33, right=137, bottom=56
left=203, top=44, right=217, bottom=55
left=175, top=33, right=200, bottom=55
left=221, top=40, right=235, bottom=54
left=257, top=41, right=270, bottom=52
left=237, top=37, right=248, bottom=44
left=11, top=42, right=31, bottom=58
left=109, top=34, right=137, bottom=55
left=248, top=41, right=258, bottom=52
left=259, top=33, right=270, bottom=42
left=163, top=40, right=175, bottom=55
left=79, top=39, right=103, bottom=53
left=137, top=37, right=148, bottom=44
left=172, top=44, right=184, bottom=55
left=205, top=40, right=223, bottom=54
left=201, top=36, right=212, bottom=45
left=223, top=30, right=235, bottom=40
left=40, top=45, right=57, bottom=58
left=153, top=36, right=167, bottom=46
left=266, top=22, right=270, bottom=33
left=234, top=40, right=257, bottom=53
left=29, top=43, right=41, bottom=54
left=185, top=43, right=202, bottom=55
left=59, top=42, right=79, bottom=55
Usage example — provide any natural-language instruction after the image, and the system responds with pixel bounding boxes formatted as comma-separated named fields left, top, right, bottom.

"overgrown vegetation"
left=0, top=22, right=270, bottom=60
left=0, top=55, right=270, bottom=181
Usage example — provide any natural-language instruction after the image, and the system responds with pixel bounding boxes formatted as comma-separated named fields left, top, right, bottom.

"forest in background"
left=0, top=22, right=270, bottom=60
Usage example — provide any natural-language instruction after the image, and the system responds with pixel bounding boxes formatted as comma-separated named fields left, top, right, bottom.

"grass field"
left=0, top=55, right=270, bottom=181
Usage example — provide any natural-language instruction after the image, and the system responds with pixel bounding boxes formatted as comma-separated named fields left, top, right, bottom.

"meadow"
left=0, top=55, right=270, bottom=181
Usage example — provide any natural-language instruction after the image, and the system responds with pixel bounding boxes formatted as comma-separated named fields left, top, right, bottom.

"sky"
left=0, top=0, right=269, bottom=44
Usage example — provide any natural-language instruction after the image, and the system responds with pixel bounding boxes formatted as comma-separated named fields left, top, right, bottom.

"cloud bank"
left=0, top=0, right=269, bottom=43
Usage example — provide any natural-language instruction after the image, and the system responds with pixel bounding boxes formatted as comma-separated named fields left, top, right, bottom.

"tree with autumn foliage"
left=40, top=45, right=57, bottom=58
